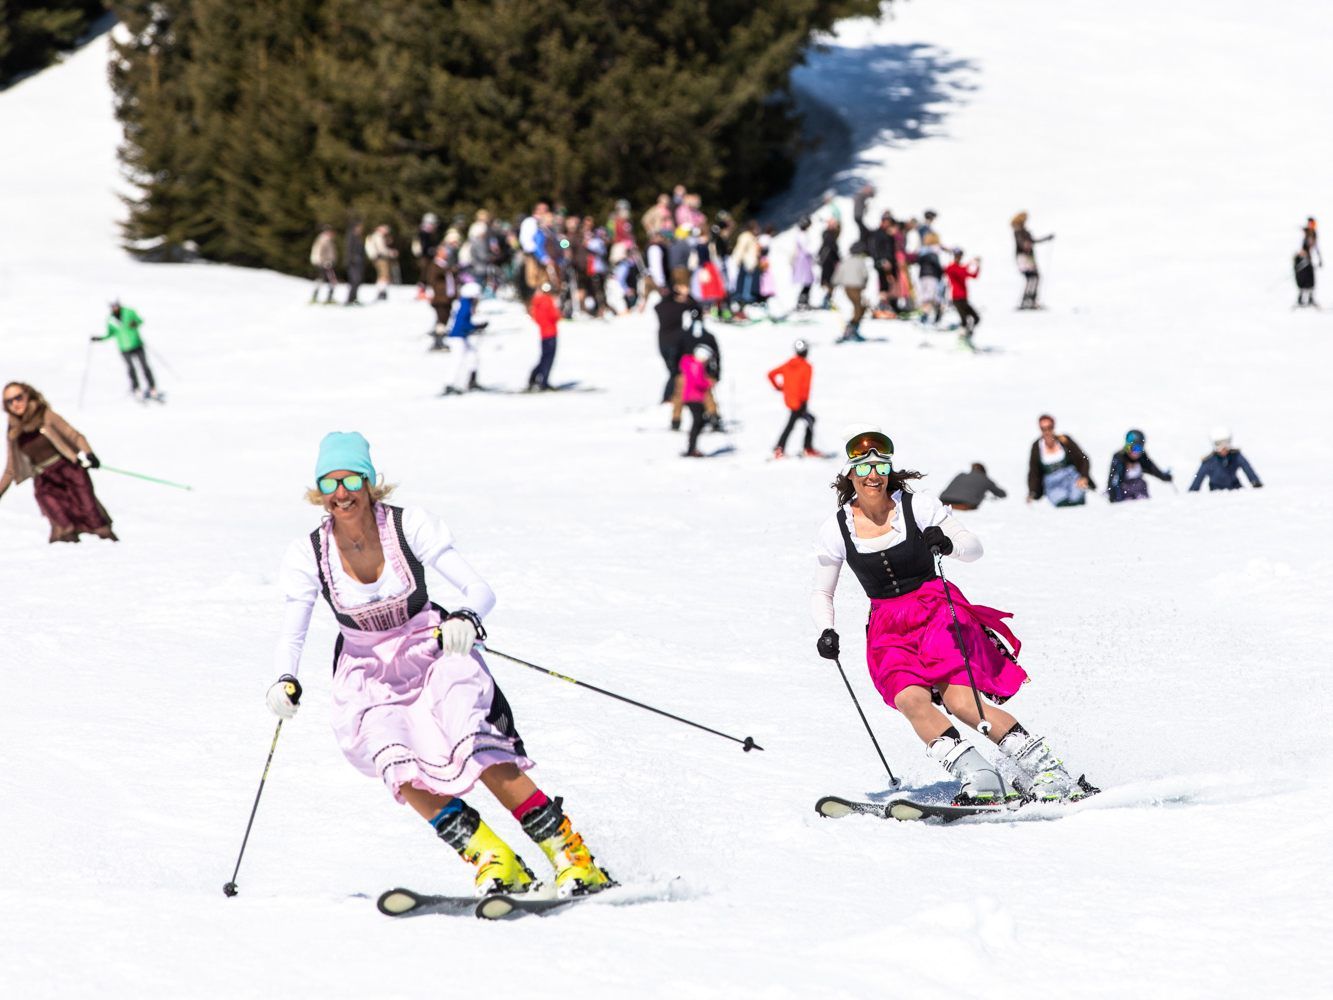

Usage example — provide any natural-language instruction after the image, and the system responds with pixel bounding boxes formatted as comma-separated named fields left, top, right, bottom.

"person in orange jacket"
left=767, top=339, right=822, bottom=458
left=528, top=282, right=561, bottom=390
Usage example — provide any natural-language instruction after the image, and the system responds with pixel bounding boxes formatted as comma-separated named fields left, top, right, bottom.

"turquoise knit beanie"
left=314, top=431, right=376, bottom=483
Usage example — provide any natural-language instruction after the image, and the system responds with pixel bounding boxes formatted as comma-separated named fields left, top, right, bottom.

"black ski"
left=377, top=884, right=618, bottom=920
left=376, top=887, right=480, bottom=918
left=815, top=794, right=1006, bottom=822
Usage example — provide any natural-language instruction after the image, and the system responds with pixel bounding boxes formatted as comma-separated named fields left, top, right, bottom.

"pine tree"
left=1, top=1, right=107, bottom=86
left=113, top=0, right=880, bottom=274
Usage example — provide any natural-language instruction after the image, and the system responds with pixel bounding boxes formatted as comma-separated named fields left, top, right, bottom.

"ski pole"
left=830, top=654, right=899, bottom=786
left=932, top=550, right=990, bottom=734
left=223, top=700, right=295, bottom=896
left=146, top=345, right=179, bottom=380
left=78, top=339, right=94, bottom=409
left=479, top=644, right=763, bottom=752
left=100, top=465, right=193, bottom=491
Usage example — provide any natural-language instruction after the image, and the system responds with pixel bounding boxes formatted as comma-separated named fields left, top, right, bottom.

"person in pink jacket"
left=678, top=345, right=715, bottom=458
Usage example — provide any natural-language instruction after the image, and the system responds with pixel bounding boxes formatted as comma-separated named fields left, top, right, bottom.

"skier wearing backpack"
left=812, top=426, right=1096, bottom=805
left=767, top=339, right=821, bottom=458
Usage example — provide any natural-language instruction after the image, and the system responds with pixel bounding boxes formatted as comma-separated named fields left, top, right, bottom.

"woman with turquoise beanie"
left=266, top=431, right=612, bottom=898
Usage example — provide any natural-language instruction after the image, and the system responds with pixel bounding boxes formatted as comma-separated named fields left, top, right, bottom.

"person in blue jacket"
left=441, top=282, right=488, bottom=395
left=1189, top=428, right=1263, bottom=491
left=1107, top=429, right=1172, bottom=502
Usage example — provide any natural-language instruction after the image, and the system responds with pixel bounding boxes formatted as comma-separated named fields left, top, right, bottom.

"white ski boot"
left=999, top=731, right=1089, bottom=802
left=928, top=732, right=1006, bottom=805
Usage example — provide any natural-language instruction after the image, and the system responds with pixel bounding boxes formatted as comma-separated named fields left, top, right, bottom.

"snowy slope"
left=2, top=4, right=1332, bottom=998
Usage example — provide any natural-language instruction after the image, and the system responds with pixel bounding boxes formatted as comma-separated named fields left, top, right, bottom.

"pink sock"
left=511, top=790, right=550, bottom=822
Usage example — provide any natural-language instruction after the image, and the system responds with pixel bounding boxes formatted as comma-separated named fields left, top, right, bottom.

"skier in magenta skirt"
left=811, top=425, right=1095, bottom=804
left=266, top=431, right=612, bottom=897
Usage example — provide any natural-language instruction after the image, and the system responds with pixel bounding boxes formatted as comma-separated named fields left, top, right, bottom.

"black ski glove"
left=77, top=451, right=100, bottom=469
left=817, top=628, right=840, bottom=660
left=921, top=525, right=952, bottom=555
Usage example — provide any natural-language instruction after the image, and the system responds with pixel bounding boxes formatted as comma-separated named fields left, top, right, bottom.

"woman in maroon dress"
left=0, top=382, right=117, bottom=543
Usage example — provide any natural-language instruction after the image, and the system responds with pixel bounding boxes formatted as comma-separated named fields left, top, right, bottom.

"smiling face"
left=849, top=461, right=892, bottom=501
left=1038, top=417, right=1056, bottom=443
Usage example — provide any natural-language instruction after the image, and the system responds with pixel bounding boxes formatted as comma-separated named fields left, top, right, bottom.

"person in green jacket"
left=93, top=301, right=159, bottom=400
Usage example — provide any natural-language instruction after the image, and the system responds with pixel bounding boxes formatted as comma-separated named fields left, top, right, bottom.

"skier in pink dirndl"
left=811, top=425, right=1097, bottom=804
left=266, top=431, right=613, bottom=897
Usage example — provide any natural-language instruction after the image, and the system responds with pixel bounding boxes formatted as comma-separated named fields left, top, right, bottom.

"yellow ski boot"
left=433, top=800, right=535, bottom=896
left=520, top=797, right=614, bottom=897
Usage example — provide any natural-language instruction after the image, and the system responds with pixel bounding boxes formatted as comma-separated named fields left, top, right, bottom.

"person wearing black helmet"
left=767, top=339, right=821, bottom=458
left=1106, top=429, right=1172, bottom=502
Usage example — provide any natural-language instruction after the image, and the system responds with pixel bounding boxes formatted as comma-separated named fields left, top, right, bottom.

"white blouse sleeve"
left=915, top=492, right=983, bottom=562
left=273, top=536, right=320, bottom=678
left=402, top=507, right=497, bottom=619
left=811, top=513, right=846, bottom=630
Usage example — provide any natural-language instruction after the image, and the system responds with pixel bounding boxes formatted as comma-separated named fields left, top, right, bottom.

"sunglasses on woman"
left=3, top=392, right=26, bottom=408
left=317, top=473, right=366, bottom=495
left=852, top=462, right=892, bottom=477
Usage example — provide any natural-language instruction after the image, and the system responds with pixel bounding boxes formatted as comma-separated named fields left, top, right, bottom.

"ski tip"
left=475, top=895, right=517, bottom=921
left=815, top=796, right=854, bottom=819
left=376, top=888, right=421, bottom=916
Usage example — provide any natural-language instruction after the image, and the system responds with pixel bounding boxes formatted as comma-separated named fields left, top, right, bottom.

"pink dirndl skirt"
left=329, top=607, right=533, bottom=802
left=866, top=578, right=1028, bottom=709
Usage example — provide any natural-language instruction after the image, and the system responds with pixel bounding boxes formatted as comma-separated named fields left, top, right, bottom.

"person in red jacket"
left=944, top=249, right=981, bottom=344
left=528, top=282, right=561, bottom=390
left=767, top=339, right=821, bottom=458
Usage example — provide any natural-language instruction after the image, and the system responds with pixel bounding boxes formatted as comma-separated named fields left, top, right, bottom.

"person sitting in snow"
left=1106, top=429, right=1172, bottom=502
left=1189, top=429, right=1263, bottom=491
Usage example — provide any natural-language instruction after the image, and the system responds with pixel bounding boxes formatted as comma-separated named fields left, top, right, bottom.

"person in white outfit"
left=264, top=432, right=613, bottom=898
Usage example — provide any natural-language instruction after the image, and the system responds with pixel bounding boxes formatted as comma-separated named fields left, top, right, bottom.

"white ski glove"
left=438, top=609, right=485, bottom=656
left=266, top=674, right=303, bottom=719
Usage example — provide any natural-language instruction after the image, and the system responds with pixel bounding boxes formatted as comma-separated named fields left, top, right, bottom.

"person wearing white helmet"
left=1188, top=427, right=1263, bottom=491
left=441, top=282, right=489, bottom=396
left=810, top=426, right=1096, bottom=805
left=766, top=339, right=822, bottom=458
left=678, top=344, right=716, bottom=457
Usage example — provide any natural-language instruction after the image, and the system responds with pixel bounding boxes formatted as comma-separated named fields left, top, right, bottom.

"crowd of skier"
left=0, top=190, right=1287, bottom=905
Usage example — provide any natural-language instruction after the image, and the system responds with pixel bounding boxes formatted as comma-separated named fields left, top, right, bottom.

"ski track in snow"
left=2, top=3, right=1332, bottom=998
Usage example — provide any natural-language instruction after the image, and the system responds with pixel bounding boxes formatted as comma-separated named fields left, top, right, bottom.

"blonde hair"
left=1011, top=211, right=1028, bottom=227
left=305, top=481, right=397, bottom=506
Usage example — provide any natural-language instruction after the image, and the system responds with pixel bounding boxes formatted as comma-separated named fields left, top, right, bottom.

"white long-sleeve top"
left=273, top=506, right=496, bottom=678
left=811, top=490, right=982, bottom=630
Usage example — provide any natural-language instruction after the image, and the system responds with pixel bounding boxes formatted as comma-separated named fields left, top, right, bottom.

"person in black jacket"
left=1106, top=429, right=1172, bottom=502
left=1026, top=414, right=1094, bottom=506
left=1294, top=247, right=1317, bottom=308
left=344, top=221, right=367, bottom=306
left=939, top=463, right=1007, bottom=510
left=817, top=219, right=841, bottom=309
left=655, top=281, right=698, bottom=417
left=1189, top=429, right=1263, bottom=491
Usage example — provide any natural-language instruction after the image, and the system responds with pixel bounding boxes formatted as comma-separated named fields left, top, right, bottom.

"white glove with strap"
left=266, top=674, right=303, bottom=719
left=438, top=609, right=485, bottom=656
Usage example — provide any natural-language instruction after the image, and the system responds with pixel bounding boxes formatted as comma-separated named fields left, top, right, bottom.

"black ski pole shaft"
left=831, top=655, right=899, bottom=786
left=223, top=718, right=286, bottom=897
left=933, top=550, right=990, bottom=734
left=481, top=645, right=763, bottom=752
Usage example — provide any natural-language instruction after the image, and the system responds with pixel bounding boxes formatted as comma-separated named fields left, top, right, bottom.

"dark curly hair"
left=832, top=468, right=924, bottom=506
